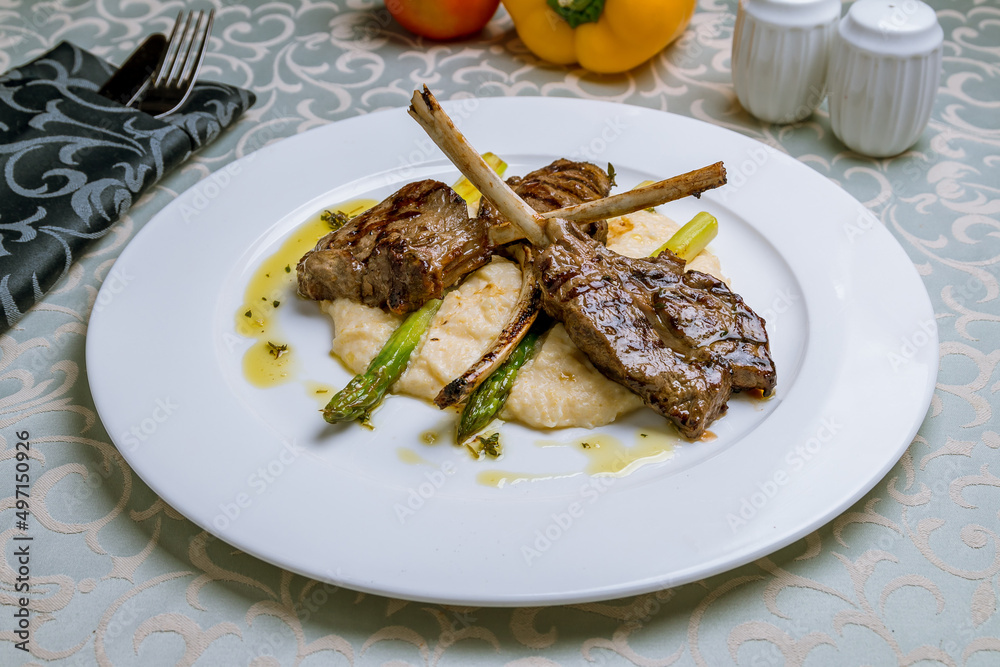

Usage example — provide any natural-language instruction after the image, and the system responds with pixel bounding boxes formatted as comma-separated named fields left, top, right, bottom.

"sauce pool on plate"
left=236, top=199, right=377, bottom=388
left=475, top=430, right=681, bottom=488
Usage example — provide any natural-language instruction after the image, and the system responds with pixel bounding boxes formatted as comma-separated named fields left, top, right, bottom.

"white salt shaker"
left=827, top=0, right=944, bottom=157
left=732, top=0, right=842, bottom=124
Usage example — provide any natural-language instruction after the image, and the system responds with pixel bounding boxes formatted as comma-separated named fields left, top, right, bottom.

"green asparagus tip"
left=323, top=298, right=442, bottom=425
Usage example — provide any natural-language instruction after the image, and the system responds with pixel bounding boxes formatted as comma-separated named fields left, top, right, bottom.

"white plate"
left=86, top=97, right=937, bottom=606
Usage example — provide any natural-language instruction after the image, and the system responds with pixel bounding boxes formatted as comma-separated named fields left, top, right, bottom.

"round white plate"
left=86, top=97, right=938, bottom=606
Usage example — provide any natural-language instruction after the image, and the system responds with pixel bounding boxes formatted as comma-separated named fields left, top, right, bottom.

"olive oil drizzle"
left=476, top=430, right=679, bottom=488
left=565, top=432, right=676, bottom=476
left=237, top=199, right=377, bottom=388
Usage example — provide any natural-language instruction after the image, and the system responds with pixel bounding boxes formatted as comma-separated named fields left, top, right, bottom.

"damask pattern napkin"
left=0, top=41, right=255, bottom=331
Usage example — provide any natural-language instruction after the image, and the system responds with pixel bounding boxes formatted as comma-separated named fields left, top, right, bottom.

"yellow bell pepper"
left=503, top=0, right=697, bottom=73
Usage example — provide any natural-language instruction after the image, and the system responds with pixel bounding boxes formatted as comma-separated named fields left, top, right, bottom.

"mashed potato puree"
left=320, top=211, right=727, bottom=429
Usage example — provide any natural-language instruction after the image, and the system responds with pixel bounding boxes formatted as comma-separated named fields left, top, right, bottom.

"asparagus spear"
left=456, top=211, right=718, bottom=443
left=322, top=154, right=505, bottom=425
left=323, top=298, right=442, bottom=424
left=457, top=319, right=546, bottom=444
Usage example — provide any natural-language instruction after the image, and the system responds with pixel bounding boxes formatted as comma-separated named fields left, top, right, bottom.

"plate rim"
left=86, top=96, right=939, bottom=606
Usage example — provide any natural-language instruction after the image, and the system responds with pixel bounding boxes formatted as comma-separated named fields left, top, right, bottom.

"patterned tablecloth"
left=2, top=1, right=999, bottom=665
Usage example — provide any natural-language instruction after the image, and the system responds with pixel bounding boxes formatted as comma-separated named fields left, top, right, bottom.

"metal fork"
left=139, top=10, right=215, bottom=118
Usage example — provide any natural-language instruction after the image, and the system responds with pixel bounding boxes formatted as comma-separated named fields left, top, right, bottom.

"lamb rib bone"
left=540, top=162, right=726, bottom=223
left=488, top=163, right=727, bottom=245
left=408, top=88, right=548, bottom=247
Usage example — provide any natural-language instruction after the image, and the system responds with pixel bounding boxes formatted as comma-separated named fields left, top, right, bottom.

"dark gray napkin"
left=0, top=41, right=256, bottom=331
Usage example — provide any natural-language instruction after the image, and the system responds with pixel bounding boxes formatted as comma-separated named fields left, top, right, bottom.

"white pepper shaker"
left=732, top=0, right=842, bottom=124
left=827, top=0, right=944, bottom=157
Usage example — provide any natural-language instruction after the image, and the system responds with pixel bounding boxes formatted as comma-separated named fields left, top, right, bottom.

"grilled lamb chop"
left=645, top=251, right=776, bottom=394
left=539, top=222, right=775, bottom=396
left=409, top=86, right=776, bottom=438
left=539, top=221, right=733, bottom=435
left=297, top=179, right=489, bottom=314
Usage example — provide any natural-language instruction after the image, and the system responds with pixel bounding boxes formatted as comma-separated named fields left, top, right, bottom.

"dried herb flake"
left=266, top=341, right=289, bottom=359
left=476, top=433, right=502, bottom=459
left=321, top=209, right=349, bottom=231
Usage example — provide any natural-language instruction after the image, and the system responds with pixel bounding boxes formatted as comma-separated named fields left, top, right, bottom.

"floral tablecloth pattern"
left=2, top=1, right=999, bottom=665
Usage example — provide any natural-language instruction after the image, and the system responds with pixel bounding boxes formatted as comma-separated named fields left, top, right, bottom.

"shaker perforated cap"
left=839, top=0, right=943, bottom=56
left=741, top=0, right=841, bottom=28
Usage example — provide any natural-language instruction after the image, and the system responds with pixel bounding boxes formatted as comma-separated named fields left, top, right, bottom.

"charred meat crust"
left=296, top=180, right=492, bottom=313
left=538, top=220, right=775, bottom=438
left=646, top=259, right=777, bottom=395
left=538, top=220, right=730, bottom=438
left=479, top=159, right=612, bottom=243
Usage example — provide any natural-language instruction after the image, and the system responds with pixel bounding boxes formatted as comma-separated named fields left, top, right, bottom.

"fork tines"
left=143, top=9, right=215, bottom=118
